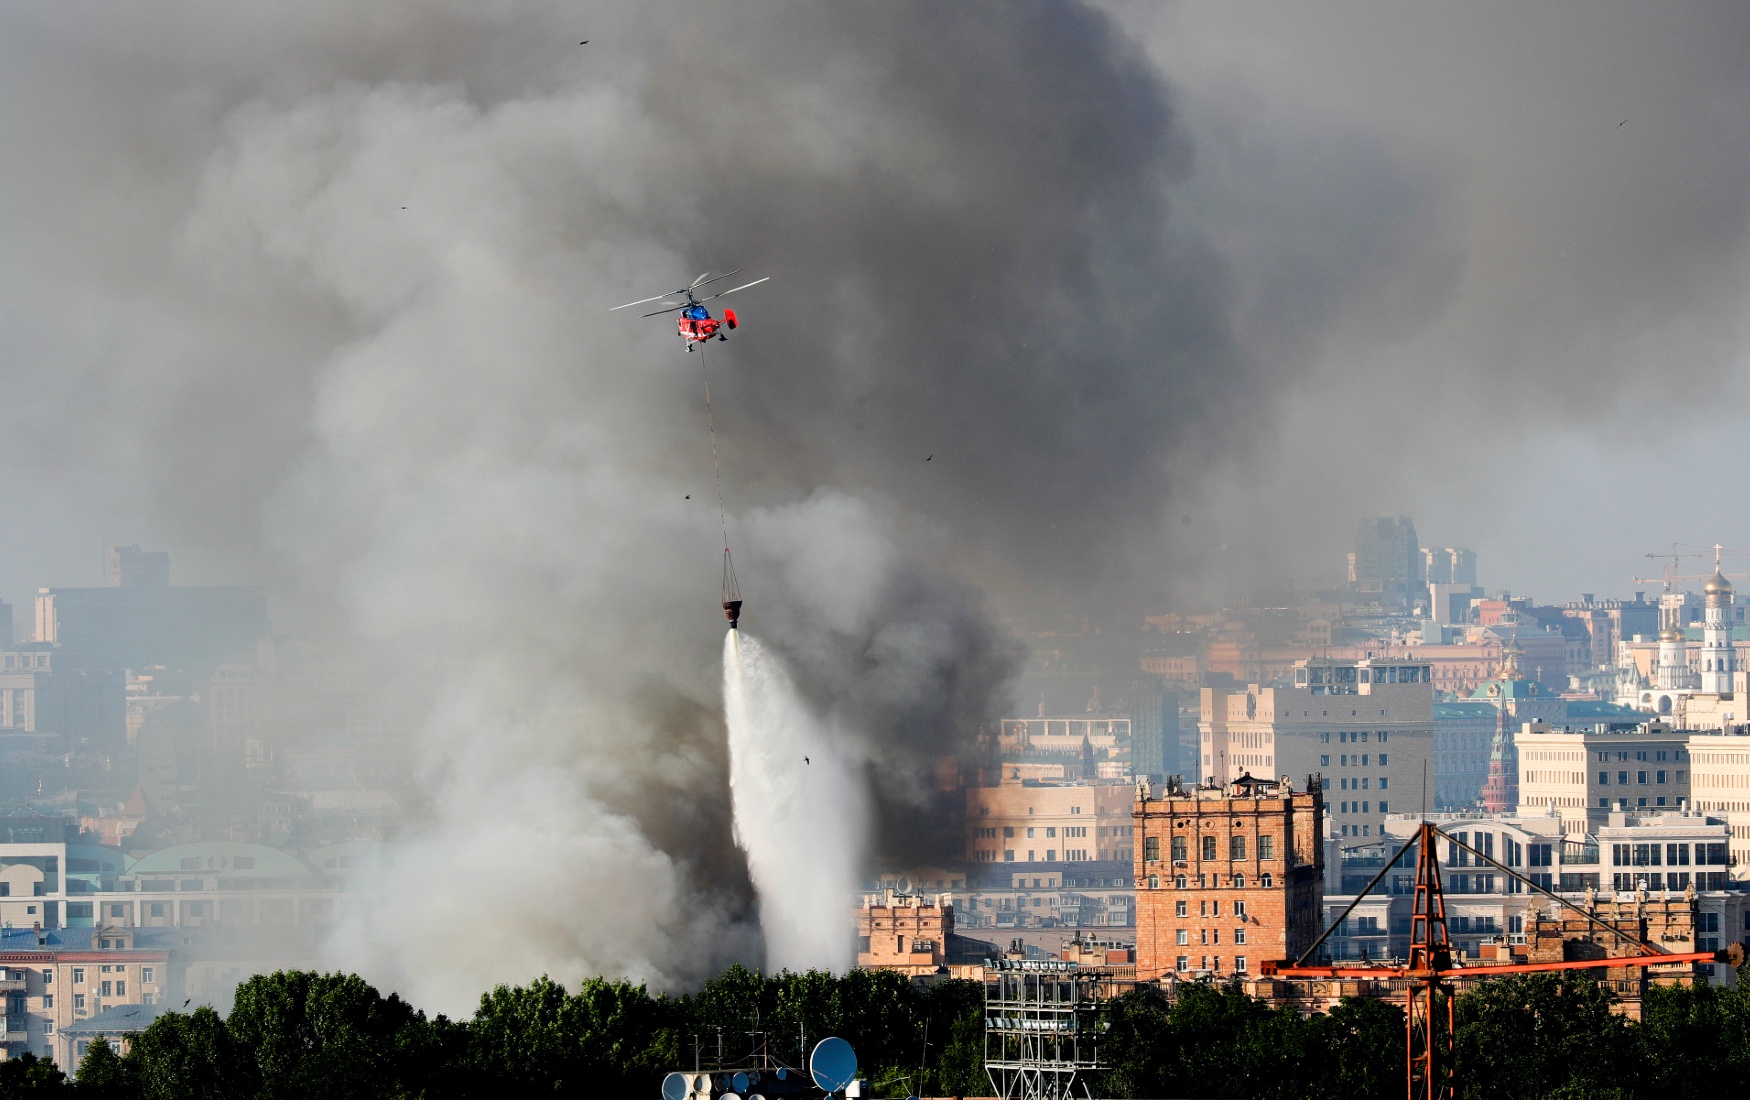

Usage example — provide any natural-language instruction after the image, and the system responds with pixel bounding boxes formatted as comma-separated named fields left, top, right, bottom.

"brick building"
left=1132, top=774, right=1324, bottom=982
left=856, top=892, right=953, bottom=976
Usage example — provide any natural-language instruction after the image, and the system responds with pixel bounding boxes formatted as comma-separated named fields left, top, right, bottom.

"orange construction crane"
left=1262, top=822, right=1744, bottom=1100
left=1634, top=543, right=1749, bottom=592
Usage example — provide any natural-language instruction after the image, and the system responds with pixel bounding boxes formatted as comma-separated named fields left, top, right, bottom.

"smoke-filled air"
left=2, top=0, right=1750, bottom=1027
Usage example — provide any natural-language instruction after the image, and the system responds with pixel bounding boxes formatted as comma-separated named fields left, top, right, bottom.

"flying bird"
left=1618, top=119, right=1627, bottom=126
left=580, top=40, right=588, bottom=45
left=685, top=494, right=690, bottom=499
left=926, top=455, right=933, bottom=461
left=183, top=999, right=191, bottom=1008
left=804, top=756, right=811, bottom=765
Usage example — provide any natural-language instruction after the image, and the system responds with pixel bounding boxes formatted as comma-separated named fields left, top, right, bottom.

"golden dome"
left=1659, top=625, right=1682, bottom=643
left=1705, top=571, right=1734, bottom=596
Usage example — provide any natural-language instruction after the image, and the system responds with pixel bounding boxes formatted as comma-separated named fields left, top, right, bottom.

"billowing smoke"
left=3, top=0, right=1750, bottom=1011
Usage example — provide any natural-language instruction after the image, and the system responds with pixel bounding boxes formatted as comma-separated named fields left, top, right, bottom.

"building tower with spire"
left=1700, top=569, right=1736, bottom=695
left=1479, top=701, right=1517, bottom=814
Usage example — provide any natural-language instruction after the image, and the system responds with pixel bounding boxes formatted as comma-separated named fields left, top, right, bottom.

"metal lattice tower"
left=983, top=958, right=1105, bottom=1100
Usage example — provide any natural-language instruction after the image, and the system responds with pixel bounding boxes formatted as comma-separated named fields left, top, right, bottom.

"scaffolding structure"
left=982, top=958, right=1105, bottom=1100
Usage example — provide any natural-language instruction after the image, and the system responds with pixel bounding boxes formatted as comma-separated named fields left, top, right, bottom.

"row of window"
left=1598, top=750, right=1685, bottom=763
left=1174, top=899, right=1247, bottom=918
left=1145, top=872, right=1273, bottom=889
left=980, top=825, right=1091, bottom=839
left=1337, top=801, right=1385, bottom=815
left=1335, top=777, right=1385, bottom=790
left=1611, top=842, right=1728, bottom=867
left=1598, top=770, right=1683, bottom=785
left=1316, top=731, right=1393, bottom=744
left=1174, top=927, right=1247, bottom=945
left=1172, top=955, right=1247, bottom=973
left=1142, top=835, right=1276, bottom=862
left=1321, top=753, right=1389, bottom=767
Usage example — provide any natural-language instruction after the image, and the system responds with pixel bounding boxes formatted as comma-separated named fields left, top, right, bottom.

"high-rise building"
left=106, top=546, right=170, bottom=588
left=1422, top=547, right=1478, bottom=587
left=1351, top=516, right=1420, bottom=611
left=1132, top=774, right=1323, bottom=981
left=1199, top=658, right=1436, bottom=845
left=34, top=585, right=266, bottom=672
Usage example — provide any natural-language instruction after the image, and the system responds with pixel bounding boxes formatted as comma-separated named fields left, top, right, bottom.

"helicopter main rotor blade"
left=609, top=291, right=683, bottom=311
left=696, top=276, right=770, bottom=303
left=689, top=269, right=744, bottom=291
left=689, top=271, right=713, bottom=290
left=641, top=303, right=692, bottom=318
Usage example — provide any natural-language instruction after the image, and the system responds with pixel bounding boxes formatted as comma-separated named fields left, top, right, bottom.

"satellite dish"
left=775, top=1068, right=788, bottom=1081
left=733, top=1073, right=750, bottom=1092
left=810, top=1037, right=859, bottom=1093
left=693, top=1075, right=711, bottom=1092
left=664, top=1074, right=690, bottom=1100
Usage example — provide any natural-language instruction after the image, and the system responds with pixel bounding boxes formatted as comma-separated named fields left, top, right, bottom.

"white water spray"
left=723, top=630, right=869, bottom=973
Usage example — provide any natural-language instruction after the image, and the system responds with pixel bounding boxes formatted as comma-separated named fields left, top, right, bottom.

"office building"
left=1351, top=516, right=1421, bottom=612
left=1200, top=658, right=1436, bottom=845
left=106, top=546, right=170, bottom=589
left=1517, top=721, right=1691, bottom=834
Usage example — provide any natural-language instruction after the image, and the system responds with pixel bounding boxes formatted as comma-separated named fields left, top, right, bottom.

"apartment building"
left=0, top=925, right=167, bottom=1069
left=1133, top=774, right=1323, bottom=982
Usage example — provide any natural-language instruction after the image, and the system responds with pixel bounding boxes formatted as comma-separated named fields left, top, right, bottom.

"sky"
left=1, top=0, right=1748, bottom=1002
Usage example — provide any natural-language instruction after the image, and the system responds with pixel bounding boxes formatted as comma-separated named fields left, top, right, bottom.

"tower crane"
left=1262, top=822, right=1745, bottom=1100
left=1633, top=543, right=1749, bottom=592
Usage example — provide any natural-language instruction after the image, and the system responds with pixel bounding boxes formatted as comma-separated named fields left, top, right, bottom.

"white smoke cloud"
left=724, top=631, right=869, bottom=974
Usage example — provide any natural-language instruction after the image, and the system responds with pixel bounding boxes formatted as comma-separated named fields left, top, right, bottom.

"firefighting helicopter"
left=609, top=270, right=770, bottom=350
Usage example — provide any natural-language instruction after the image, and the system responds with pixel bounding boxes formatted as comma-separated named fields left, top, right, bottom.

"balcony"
left=0, top=1016, right=29, bottom=1041
left=0, top=975, right=26, bottom=994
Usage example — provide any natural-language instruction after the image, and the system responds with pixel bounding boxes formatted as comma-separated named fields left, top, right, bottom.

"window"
left=101, top=981, right=112, bottom=997
left=115, top=981, right=125, bottom=997
left=1176, top=956, right=1189, bottom=971
left=1174, top=875, right=1187, bottom=889
left=43, top=995, right=52, bottom=1009
left=1657, top=771, right=1667, bottom=784
left=1176, top=900, right=1188, bottom=917
left=74, top=994, right=85, bottom=1011
left=1003, top=850, right=1014, bottom=862
left=1638, top=772, right=1648, bottom=785
left=1260, top=873, right=1273, bottom=888
left=71, top=969, right=84, bottom=985
left=1320, top=755, right=1330, bottom=767
left=41, top=971, right=51, bottom=985
left=1619, top=772, right=1629, bottom=784
left=1379, top=753, right=1388, bottom=764
left=1147, top=874, right=1159, bottom=888
left=1234, top=928, right=1247, bottom=944
left=1230, top=836, right=1247, bottom=860
left=1046, top=827, right=1056, bottom=838
left=1177, top=929, right=1189, bottom=945
left=1600, top=772, right=1610, bottom=785
left=1002, top=826, right=1014, bottom=838
left=1144, top=836, right=1161, bottom=862
left=1171, top=836, right=1187, bottom=861
left=1379, top=777, right=1388, bottom=789
left=1027, top=827, right=1035, bottom=839
left=1234, top=956, right=1247, bottom=972
left=1202, top=836, right=1217, bottom=861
